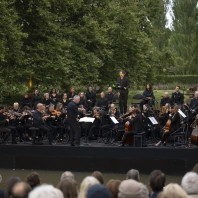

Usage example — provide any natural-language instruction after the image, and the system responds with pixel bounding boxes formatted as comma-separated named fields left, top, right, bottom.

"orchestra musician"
left=140, top=84, right=155, bottom=112
left=79, top=92, right=87, bottom=110
left=171, top=86, right=184, bottom=107
left=116, top=70, right=130, bottom=115
left=86, top=86, right=96, bottom=111
left=97, top=92, right=108, bottom=111
left=32, top=89, right=42, bottom=109
left=60, top=93, right=69, bottom=109
left=67, top=95, right=85, bottom=146
left=155, top=105, right=180, bottom=147
left=21, top=93, right=32, bottom=109
left=105, top=87, right=115, bottom=105
left=33, top=103, right=53, bottom=145
left=68, top=87, right=78, bottom=101
left=42, top=93, right=51, bottom=109
left=49, top=88, right=59, bottom=106
left=189, top=91, right=198, bottom=115
left=160, top=92, right=173, bottom=107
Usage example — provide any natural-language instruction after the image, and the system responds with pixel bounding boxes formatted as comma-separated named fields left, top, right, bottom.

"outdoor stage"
left=0, top=142, right=197, bottom=175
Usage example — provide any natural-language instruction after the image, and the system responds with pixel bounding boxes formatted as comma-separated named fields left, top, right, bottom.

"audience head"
left=92, top=171, right=104, bottom=184
left=192, top=163, right=198, bottom=174
left=181, top=172, right=198, bottom=195
left=0, top=174, right=2, bottom=183
left=118, top=179, right=142, bottom=198
left=78, top=176, right=100, bottom=198
left=26, top=172, right=41, bottom=189
left=158, top=183, right=187, bottom=198
left=4, top=176, right=21, bottom=198
left=28, top=184, right=63, bottom=198
left=12, top=181, right=31, bottom=198
left=106, top=179, right=121, bottom=198
left=57, top=178, right=78, bottom=198
left=60, top=171, right=75, bottom=181
left=87, top=184, right=111, bottom=198
left=149, top=170, right=165, bottom=193
left=126, top=169, right=140, bottom=181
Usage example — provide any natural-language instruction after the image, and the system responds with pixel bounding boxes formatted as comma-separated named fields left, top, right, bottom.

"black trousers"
left=38, top=125, right=53, bottom=144
left=68, top=119, right=81, bottom=145
left=119, top=92, right=128, bottom=114
left=0, top=127, right=11, bottom=142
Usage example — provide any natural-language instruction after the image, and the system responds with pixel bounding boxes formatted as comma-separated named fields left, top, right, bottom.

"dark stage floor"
left=0, top=139, right=198, bottom=175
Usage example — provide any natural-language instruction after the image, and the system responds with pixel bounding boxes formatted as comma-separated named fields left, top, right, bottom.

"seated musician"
left=105, top=87, right=115, bottom=105
left=0, top=105, right=12, bottom=144
left=160, top=92, right=173, bottom=107
left=155, top=105, right=180, bottom=146
left=68, top=87, right=78, bottom=101
left=109, top=103, right=120, bottom=119
left=171, top=86, right=184, bottom=107
left=121, top=109, right=145, bottom=147
left=140, top=84, right=155, bottom=112
left=49, top=88, right=59, bottom=106
left=88, top=107, right=101, bottom=140
left=13, top=102, right=22, bottom=114
left=97, top=92, right=108, bottom=111
left=42, top=93, right=51, bottom=109
left=189, top=91, right=198, bottom=115
left=21, top=93, right=32, bottom=109
left=159, top=103, right=171, bottom=127
left=33, top=103, right=53, bottom=145
left=79, top=92, right=87, bottom=110
left=86, top=86, right=96, bottom=111
left=60, top=93, right=69, bottom=110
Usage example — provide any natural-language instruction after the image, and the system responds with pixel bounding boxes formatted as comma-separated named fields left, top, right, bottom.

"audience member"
left=149, top=170, right=166, bottom=198
left=106, top=179, right=121, bottom=198
left=139, top=183, right=149, bottom=198
left=28, top=184, right=63, bottom=198
left=12, top=182, right=31, bottom=198
left=92, top=171, right=104, bottom=184
left=118, top=179, right=142, bottom=198
left=126, top=169, right=140, bottom=181
left=181, top=172, right=198, bottom=198
left=192, top=163, right=198, bottom=174
left=78, top=176, right=100, bottom=198
left=4, top=176, right=21, bottom=198
left=60, top=171, right=75, bottom=181
left=87, top=184, right=111, bottom=198
left=0, top=174, right=4, bottom=198
left=26, top=172, right=41, bottom=189
left=158, top=183, right=187, bottom=198
left=57, top=178, right=78, bottom=198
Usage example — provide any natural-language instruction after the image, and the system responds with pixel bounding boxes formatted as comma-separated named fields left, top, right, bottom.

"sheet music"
left=178, top=109, right=187, bottom=118
left=110, top=116, right=119, bottom=124
left=148, top=117, right=158, bottom=125
left=79, top=117, right=95, bottom=123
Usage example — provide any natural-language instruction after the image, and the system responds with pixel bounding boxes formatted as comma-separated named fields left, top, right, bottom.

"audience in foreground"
left=0, top=163, right=198, bottom=198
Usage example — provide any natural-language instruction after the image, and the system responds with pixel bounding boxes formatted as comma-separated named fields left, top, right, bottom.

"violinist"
left=88, top=107, right=101, bottom=140
left=109, top=104, right=120, bottom=119
left=155, top=105, right=180, bottom=147
left=13, top=102, right=22, bottom=115
left=140, top=84, right=155, bottom=112
left=121, top=108, right=145, bottom=147
left=0, top=105, right=12, bottom=144
left=33, top=103, right=53, bottom=145
left=86, top=86, right=96, bottom=111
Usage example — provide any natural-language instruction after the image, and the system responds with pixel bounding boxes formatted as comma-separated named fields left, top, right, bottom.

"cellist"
left=155, top=105, right=180, bottom=146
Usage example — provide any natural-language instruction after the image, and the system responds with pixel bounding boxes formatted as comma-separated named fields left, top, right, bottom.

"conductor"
left=116, top=70, right=130, bottom=114
left=67, top=95, right=85, bottom=146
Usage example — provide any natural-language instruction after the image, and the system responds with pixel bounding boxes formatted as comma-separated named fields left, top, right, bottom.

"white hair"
left=44, top=93, right=49, bottom=98
left=181, top=172, right=198, bottom=195
left=0, top=174, right=2, bottom=183
left=78, top=176, right=99, bottom=198
left=139, top=183, right=149, bottom=198
left=60, top=171, right=74, bottom=180
left=28, top=184, right=63, bottom=198
left=73, top=95, right=80, bottom=101
left=14, top=102, right=19, bottom=106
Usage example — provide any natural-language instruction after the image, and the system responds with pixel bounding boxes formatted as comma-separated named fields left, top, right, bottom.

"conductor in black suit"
left=67, top=95, right=85, bottom=146
left=116, top=70, right=130, bottom=114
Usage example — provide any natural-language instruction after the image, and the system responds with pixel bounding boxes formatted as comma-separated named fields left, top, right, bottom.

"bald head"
left=12, top=182, right=31, bottom=198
